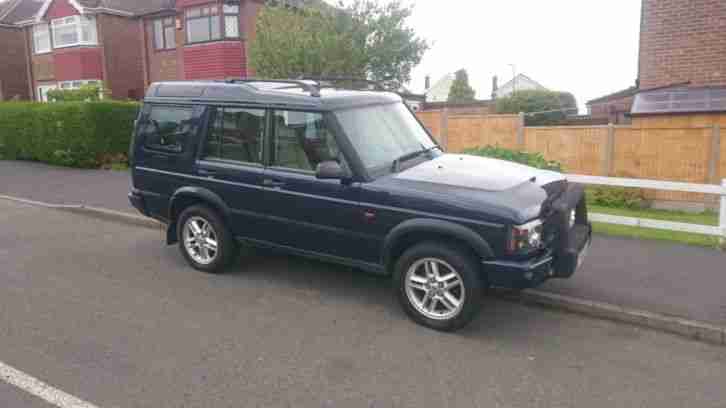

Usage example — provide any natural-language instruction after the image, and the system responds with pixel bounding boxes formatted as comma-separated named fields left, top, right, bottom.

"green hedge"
left=0, top=101, right=139, bottom=168
left=462, top=145, right=563, bottom=172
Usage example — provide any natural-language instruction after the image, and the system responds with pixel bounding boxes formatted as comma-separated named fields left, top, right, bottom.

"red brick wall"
left=54, top=47, right=103, bottom=81
left=144, top=19, right=180, bottom=85
left=0, top=27, right=30, bottom=100
left=45, top=0, right=80, bottom=20
left=98, top=14, right=144, bottom=99
left=639, top=0, right=726, bottom=89
left=588, top=95, right=635, bottom=124
left=183, top=41, right=245, bottom=80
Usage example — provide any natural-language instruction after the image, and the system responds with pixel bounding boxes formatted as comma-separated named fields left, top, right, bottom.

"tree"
left=250, top=1, right=429, bottom=87
left=447, top=69, right=476, bottom=103
left=495, top=90, right=578, bottom=125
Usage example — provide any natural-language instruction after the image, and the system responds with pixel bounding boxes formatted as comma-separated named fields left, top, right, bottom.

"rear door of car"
left=132, top=103, right=204, bottom=218
left=193, top=105, right=272, bottom=238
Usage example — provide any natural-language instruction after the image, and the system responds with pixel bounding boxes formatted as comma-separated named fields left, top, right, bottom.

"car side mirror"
left=316, top=160, right=348, bottom=180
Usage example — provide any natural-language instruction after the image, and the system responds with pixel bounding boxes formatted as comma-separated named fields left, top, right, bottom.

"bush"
left=495, top=89, right=578, bottom=126
left=0, top=101, right=139, bottom=168
left=462, top=145, right=563, bottom=172
left=586, top=186, right=646, bottom=209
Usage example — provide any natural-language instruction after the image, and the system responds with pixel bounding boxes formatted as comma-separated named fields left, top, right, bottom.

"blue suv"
left=129, top=79, right=591, bottom=331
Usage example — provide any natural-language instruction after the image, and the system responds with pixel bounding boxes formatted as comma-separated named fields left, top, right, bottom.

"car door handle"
left=263, top=179, right=286, bottom=188
left=198, top=169, right=217, bottom=177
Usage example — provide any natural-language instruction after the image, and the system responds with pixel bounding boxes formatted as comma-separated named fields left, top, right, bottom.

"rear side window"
left=140, top=106, right=195, bottom=153
left=202, top=107, right=265, bottom=165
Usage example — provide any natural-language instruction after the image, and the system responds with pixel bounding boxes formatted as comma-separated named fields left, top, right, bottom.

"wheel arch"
left=382, top=218, right=494, bottom=273
left=166, top=187, right=231, bottom=245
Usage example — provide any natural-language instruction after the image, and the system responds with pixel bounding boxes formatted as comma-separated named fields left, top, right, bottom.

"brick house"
left=140, top=0, right=262, bottom=87
left=0, top=1, right=31, bottom=100
left=587, top=0, right=726, bottom=122
left=0, top=0, right=264, bottom=101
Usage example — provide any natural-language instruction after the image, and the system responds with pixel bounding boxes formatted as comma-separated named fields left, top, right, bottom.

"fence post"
left=721, top=179, right=726, bottom=248
left=602, top=123, right=616, bottom=176
left=517, top=112, right=526, bottom=149
left=709, top=125, right=721, bottom=184
left=440, top=108, right=449, bottom=151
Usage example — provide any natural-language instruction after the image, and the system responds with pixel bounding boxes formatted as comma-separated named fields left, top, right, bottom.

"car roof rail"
left=224, top=78, right=321, bottom=97
left=297, top=76, right=386, bottom=92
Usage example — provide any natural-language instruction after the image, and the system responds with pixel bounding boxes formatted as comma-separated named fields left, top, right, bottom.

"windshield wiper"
left=391, top=145, right=437, bottom=172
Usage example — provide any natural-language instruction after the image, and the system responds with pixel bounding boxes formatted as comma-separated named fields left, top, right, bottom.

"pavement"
left=1, top=160, right=725, bottom=329
left=1, top=198, right=726, bottom=407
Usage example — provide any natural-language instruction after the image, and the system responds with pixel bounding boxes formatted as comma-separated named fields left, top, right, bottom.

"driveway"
left=1, top=199, right=726, bottom=407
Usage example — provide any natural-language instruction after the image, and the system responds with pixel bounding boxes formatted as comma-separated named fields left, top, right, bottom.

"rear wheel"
left=394, top=242, right=484, bottom=331
left=178, top=205, right=237, bottom=274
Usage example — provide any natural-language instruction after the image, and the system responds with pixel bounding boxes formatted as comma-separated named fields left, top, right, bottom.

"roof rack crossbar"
left=225, top=78, right=321, bottom=97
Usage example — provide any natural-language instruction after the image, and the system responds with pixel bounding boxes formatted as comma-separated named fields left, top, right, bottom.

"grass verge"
left=589, top=205, right=722, bottom=249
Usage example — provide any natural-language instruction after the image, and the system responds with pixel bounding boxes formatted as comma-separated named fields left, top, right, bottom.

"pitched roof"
left=631, top=85, right=726, bottom=116
left=496, top=74, right=547, bottom=95
left=80, top=0, right=174, bottom=16
left=1, top=0, right=173, bottom=23
left=0, top=0, right=40, bottom=24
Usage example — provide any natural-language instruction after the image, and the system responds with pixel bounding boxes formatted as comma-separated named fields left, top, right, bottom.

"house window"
left=37, top=84, right=58, bottom=102
left=153, top=17, right=176, bottom=50
left=33, top=23, right=51, bottom=54
left=223, top=4, right=239, bottom=38
left=58, top=79, right=101, bottom=90
left=51, top=15, right=97, bottom=48
left=185, top=5, right=221, bottom=44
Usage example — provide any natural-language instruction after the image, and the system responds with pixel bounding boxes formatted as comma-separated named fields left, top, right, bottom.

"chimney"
left=491, top=75, right=498, bottom=99
left=425, top=75, right=431, bottom=90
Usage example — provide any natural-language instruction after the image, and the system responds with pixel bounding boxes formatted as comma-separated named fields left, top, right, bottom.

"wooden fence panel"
left=416, top=110, right=442, bottom=143
left=524, top=126, right=608, bottom=175
left=446, top=114, right=519, bottom=153
left=613, top=127, right=713, bottom=202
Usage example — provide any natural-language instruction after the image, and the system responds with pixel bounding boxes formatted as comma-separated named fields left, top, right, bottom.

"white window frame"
left=37, top=84, right=59, bottom=102
left=33, top=23, right=52, bottom=54
left=58, top=79, right=101, bottom=90
left=51, top=15, right=98, bottom=49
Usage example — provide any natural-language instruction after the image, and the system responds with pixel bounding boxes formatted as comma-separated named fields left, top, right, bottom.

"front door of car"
left=261, top=110, right=369, bottom=263
left=194, top=106, right=272, bottom=238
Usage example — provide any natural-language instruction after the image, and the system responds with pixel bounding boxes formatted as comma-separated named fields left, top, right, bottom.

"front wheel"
left=394, top=242, right=484, bottom=331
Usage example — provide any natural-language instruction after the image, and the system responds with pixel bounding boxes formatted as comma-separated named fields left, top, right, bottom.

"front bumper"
left=484, top=222, right=592, bottom=290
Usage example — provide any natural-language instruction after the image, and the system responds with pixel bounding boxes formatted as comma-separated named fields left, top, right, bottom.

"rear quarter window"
left=140, top=105, right=196, bottom=153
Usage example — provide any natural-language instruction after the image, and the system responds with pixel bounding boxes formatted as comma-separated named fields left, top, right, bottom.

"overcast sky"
left=333, top=0, right=643, bottom=112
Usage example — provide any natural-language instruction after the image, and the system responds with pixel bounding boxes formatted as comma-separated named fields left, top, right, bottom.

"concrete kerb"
left=500, top=289, right=725, bottom=346
left=0, top=194, right=163, bottom=230
left=1, top=193, right=725, bottom=346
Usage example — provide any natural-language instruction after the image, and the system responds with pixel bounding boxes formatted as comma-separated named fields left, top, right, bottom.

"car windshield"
left=334, top=103, right=437, bottom=173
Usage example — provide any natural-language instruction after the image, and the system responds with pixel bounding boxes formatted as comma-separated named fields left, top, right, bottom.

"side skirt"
left=236, top=237, right=387, bottom=276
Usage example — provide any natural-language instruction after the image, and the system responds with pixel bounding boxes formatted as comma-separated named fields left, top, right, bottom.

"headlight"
left=569, top=209, right=576, bottom=228
left=507, top=219, right=544, bottom=254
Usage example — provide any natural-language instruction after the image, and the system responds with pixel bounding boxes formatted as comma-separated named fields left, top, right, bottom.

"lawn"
left=589, top=205, right=722, bottom=249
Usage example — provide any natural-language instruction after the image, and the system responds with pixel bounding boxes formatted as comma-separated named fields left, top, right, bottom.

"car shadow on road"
left=164, top=245, right=555, bottom=345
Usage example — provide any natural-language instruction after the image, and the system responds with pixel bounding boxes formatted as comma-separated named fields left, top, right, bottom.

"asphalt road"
left=1, top=199, right=726, bottom=408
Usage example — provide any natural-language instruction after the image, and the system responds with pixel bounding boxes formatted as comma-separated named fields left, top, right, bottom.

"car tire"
left=394, top=242, right=484, bottom=331
left=177, top=205, right=237, bottom=274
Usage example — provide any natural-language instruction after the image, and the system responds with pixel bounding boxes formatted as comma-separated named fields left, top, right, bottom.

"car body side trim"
left=135, top=166, right=504, bottom=229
